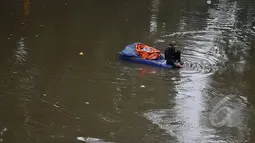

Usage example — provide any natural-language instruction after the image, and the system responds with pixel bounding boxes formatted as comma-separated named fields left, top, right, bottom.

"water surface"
left=0, top=0, right=255, bottom=143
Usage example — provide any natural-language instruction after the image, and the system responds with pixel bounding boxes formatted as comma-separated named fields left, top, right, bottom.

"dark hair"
left=169, top=41, right=176, bottom=47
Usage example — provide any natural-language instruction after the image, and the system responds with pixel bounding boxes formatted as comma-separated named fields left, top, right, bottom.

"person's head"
left=169, top=41, right=177, bottom=47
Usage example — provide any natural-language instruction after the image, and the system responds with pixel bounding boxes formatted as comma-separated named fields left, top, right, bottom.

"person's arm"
left=168, top=58, right=175, bottom=65
left=164, top=48, right=168, bottom=59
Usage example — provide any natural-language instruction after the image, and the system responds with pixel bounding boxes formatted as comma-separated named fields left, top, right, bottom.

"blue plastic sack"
left=119, top=42, right=141, bottom=57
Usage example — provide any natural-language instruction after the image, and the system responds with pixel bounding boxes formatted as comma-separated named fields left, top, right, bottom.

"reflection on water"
left=24, top=0, right=30, bottom=17
left=143, top=0, right=253, bottom=143
left=15, top=37, right=27, bottom=64
left=23, top=0, right=31, bottom=23
left=149, top=0, right=160, bottom=36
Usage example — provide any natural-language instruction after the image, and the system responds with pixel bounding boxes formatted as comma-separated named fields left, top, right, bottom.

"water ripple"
left=143, top=0, right=253, bottom=143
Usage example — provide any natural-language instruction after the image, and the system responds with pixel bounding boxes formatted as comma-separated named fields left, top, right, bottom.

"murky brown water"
left=1, top=0, right=255, bottom=142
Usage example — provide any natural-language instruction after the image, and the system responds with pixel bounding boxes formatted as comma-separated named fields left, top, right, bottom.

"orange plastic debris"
left=136, top=43, right=161, bottom=60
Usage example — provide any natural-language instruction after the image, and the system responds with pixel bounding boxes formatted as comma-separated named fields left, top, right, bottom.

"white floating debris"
left=2, top=127, right=7, bottom=132
left=79, top=52, right=84, bottom=56
left=116, top=78, right=126, bottom=81
left=140, top=85, right=145, bottom=88
left=77, top=137, right=101, bottom=142
left=116, top=87, right=121, bottom=92
left=43, top=93, right=46, bottom=96
left=77, top=137, right=86, bottom=142
left=36, top=35, right=39, bottom=37
left=85, top=102, right=89, bottom=105
left=207, top=0, right=211, bottom=4
left=76, top=137, right=115, bottom=143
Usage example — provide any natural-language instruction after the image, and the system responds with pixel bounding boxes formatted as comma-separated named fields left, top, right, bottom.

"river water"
left=0, top=0, right=255, bottom=143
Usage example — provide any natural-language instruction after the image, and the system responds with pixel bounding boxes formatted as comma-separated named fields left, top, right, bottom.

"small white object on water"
left=140, top=85, right=145, bottom=88
left=85, top=102, right=89, bottom=105
left=43, top=93, right=46, bottom=96
left=79, top=52, right=84, bottom=56
left=207, top=0, right=211, bottom=4
left=214, top=46, right=218, bottom=51
left=2, top=127, right=7, bottom=132
left=171, top=77, right=176, bottom=80
left=36, top=35, right=39, bottom=37
left=76, top=137, right=115, bottom=143
left=77, top=137, right=101, bottom=142
left=77, top=137, right=86, bottom=142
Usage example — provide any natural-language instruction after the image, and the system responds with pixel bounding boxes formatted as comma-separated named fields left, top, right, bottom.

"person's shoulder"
left=168, top=46, right=175, bottom=50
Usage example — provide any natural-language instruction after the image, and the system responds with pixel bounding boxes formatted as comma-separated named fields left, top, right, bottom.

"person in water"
left=164, top=41, right=183, bottom=67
